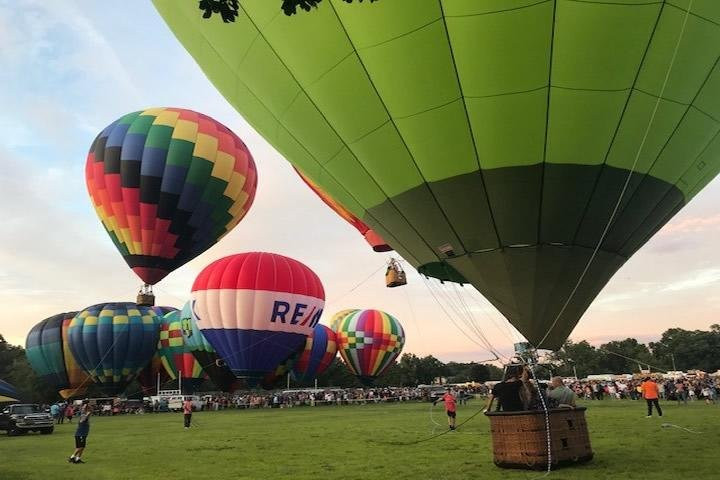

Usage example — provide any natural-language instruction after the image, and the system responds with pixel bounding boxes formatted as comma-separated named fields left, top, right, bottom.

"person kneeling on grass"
left=433, top=387, right=457, bottom=430
left=68, top=403, right=92, bottom=464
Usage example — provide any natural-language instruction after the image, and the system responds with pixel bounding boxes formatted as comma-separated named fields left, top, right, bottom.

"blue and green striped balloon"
left=68, top=303, right=160, bottom=394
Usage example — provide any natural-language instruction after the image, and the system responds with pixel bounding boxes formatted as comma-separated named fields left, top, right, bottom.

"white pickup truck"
left=167, top=395, right=203, bottom=412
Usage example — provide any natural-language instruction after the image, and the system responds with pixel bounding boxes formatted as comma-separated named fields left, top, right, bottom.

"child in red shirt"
left=434, top=387, right=457, bottom=430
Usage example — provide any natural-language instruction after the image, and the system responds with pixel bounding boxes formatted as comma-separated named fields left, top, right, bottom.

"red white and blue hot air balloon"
left=191, top=252, right=325, bottom=382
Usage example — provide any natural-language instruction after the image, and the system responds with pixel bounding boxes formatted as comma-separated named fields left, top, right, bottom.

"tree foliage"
left=4, top=324, right=720, bottom=396
left=0, top=334, right=56, bottom=403
left=549, top=326, right=720, bottom=376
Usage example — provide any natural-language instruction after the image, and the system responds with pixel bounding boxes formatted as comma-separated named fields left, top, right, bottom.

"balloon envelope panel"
left=292, top=324, right=337, bottom=382
left=295, top=167, right=391, bottom=252
left=26, top=312, right=91, bottom=398
left=25, top=313, right=72, bottom=392
left=137, top=353, right=170, bottom=396
left=154, top=1, right=720, bottom=348
left=180, top=301, right=241, bottom=392
left=0, top=379, right=20, bottom=402
left=86, top=107, right=258, bottom=285
left=329, top=309, right=358, bottom=333
left=157, top=310, right=205, bottom=391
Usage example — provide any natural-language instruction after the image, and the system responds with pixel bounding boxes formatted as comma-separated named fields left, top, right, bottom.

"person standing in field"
left=641, top=377, right=663, bottom=417
left=675, top=380, right=688, bottom=405
left=434, top=387, right=457, bottom=430
left=183, top=398, right=193, bottom=429
left=68, top=403, right=92, bottom=464
left=51, top=403, right=60, bottom=424
left=65, top=404, right=75, bottom=424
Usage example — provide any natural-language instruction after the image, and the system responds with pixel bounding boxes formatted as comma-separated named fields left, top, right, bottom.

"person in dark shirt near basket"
left=484, top=365, right=534, bottom=412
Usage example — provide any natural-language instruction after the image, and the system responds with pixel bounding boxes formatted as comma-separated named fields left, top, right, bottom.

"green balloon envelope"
left=154, top=0, right=720, bottom=348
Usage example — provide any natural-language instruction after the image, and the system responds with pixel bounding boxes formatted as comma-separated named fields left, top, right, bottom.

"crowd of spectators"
left=565, top=377, right=718, bottom=404
left=203, top=385, right=486, bottom=410
left=43, top=375, right=718, bottom=416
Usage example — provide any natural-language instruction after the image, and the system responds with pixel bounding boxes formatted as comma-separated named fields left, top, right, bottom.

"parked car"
left=0, top=404, right=54, bottom=436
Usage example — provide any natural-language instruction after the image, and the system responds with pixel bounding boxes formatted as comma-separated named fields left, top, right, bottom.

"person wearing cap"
left=641, top=377, right=663, bottom=417
left=68, top=403, right=92, bottom=464
left=434, top=387, right=457, bottom=430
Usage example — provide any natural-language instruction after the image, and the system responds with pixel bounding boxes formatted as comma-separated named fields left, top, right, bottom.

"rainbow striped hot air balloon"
left=191, top=252, right=325, bottom=383
left=25, top=313, right=91, bottom=399
left=337, top=309, right=405, bottom=384
left=292, top=324, right=337, bottom=382
left=86, top=107, right=258, bottom=286
left=68, top=303, right=160, bottom=394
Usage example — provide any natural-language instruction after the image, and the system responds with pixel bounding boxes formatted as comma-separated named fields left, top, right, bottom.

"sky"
left=0, top=0, right=719, bottom=363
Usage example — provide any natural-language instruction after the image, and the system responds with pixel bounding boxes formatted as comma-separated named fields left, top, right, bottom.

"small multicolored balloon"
left=337, top=309, right=405, bottom=384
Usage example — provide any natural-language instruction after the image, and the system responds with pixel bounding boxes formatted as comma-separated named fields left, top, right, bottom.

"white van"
left=167, top=395, right=202, bottom=412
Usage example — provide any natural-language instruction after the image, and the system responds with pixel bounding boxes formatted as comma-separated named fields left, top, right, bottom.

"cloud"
left=660, top=268, right=720, bottom=292
left=0, top=0, right=142, bottom=158
left=659, top=214, right=720, bottom=235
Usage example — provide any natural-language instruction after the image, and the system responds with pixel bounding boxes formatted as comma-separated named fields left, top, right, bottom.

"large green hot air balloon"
left=154, top=0, right=720, bottom=349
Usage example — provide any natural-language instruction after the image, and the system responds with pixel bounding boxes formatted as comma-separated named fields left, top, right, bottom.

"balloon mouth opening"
left=364, top=231, right=392, bottom=252
left=132, top=267, right=169, bottom=285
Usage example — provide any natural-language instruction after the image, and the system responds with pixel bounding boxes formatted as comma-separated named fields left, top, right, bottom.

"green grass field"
left=1, top=400, right=717, bottom=480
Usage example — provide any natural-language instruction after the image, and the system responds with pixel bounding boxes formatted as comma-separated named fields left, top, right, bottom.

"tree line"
left=2, top=324, right=718, bottom=403
left=549, top=324, right=720, bottom=378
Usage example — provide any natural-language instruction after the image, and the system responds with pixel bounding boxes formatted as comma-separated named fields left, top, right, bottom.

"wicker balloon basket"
left=485, top=407, right=593, bottom=470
